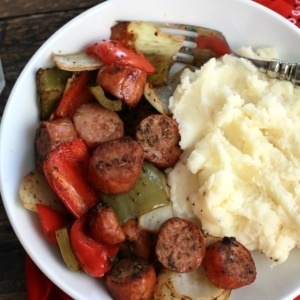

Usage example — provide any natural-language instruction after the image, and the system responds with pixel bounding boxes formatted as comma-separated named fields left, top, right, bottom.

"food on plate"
left=34, top=117, right=78, bottom=171
left=72, top=102, right=124, bottom=149
left=36, top=203, right=69, bottom=244
left=88, top=136, right=144, bottom=194
left=55, top=70, right=94, bottom=119
left=69, top=214, right=119, bottom=277
left=55, top=227, right=82, bottom=272
left=105, top=257, right=156, bottom=300
left=202, top=237, right=256, bottom=289
left=88, top=85, right=123, bottom=111
left=88, top=203, right=125, bottom=245
left=36, top=67, right=72, bottom=120
left=86, top=39, right=157, bottom=74
left=138, top=204, right=174, bottom=233
left=19, top=20, right=272, bottom=299
left=19, top=169, right=66, bottom=213
left=154, top=267, right=231, bottom=300
left=110, top=21, right=184, bottom=58
left=101, top=161, right=170, bottom=224
left=52, top=52, right=104, bottom=71
left=96, top=64, right=148, bottom=107
left=120, top=218, right=153, bottom=261
left=155, top=217, right=206, bottom=273
left=169, top=52, right=300, bottom=264
left=43, top=138, right=99, bottom=218
left=136, top=114, right=182, bottom=168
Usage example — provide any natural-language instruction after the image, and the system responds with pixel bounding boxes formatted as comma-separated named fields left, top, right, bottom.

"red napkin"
left=254, top=0, right=300, bottom=27
left=26, top=254, right=73, bottom=300
left=25, top=1, right=300, bottom=299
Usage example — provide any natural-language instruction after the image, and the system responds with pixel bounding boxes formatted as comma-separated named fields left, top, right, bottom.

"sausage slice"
left=97, top=64, right=147, bottom=108
left=202, top=237, right=256, bottom=289
left=34, top=118, right=77, bottom=171
left=120, top=219, right=153, bottom=261
left=88, top=203, right=125, bottom=245
left=136, top=114, right=182, bottom=168
left=105, top=258, right=156, bottom=300
left=88, top=136, right=144, bottom=194
left=155, top=217, right=206, bottom=273
left=73, top=102, right=124, bottom=149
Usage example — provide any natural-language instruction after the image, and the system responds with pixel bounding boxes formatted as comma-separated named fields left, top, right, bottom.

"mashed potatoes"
left=168, top=52, right=300, bottom=264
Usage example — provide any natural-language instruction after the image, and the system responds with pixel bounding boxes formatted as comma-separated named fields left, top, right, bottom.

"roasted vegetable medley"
left=19, top=21, right=257, bottom=300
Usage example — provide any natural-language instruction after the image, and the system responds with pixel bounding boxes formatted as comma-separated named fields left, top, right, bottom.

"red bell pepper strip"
left=85, top=40, right=156, bottom=74
left=194, top=35, right=231, bottom=58
left=69, top=215, right=119, bottom=277
left=36, top=203, right=70, bottom=244
left=43, top=138, right=99, bottom=218
left=55, top=71, right=94, bottom=119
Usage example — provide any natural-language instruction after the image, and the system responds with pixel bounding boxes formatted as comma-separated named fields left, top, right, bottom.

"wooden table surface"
left=0, top=1, right=106, bottom=298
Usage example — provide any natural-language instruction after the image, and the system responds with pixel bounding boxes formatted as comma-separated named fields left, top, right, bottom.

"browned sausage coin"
left=73, top=102, right=124, bottom=149
left=155, top=217, right=206, bottom=273
left=120, top=219, right=153, bottom=261
left=136, top=114, right=182, bottom=169
left=34, top=118, right=77, bottom=172
left=88, top=203, right=125, bottom=245
left=97, top=64, right=147, bottom=108
left=202, top=237, right=256, bottom=289
left=88, top=136, right=144, bottom=194
left=105, top=257, right=156, bottom=300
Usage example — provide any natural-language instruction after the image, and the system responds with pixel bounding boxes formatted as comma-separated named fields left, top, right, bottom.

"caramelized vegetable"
left=36, top=67, right=72, bottom=120
left=52, top=52, right=104, bottom=71
left=55, top=71, right=94, bottom=119
left=154, top=267, right=231, bottom=300
left=36, top=203, right=69, bottom=244
left=43, top=138, right=99, bottom=218
left=88, top=85, right=123, bottom=111
left=110, top=21, right=184, bottom=58
left=138, top=204, right=174, bottom=233
left=69, top=215, right=118, bottom=277
left=86, top=40, right=156, bottom=74
left=56, top=227, right=82, bottom=272
left=146, top=54, right=175, bottom=87
left=19, top=169, right=66, bottom=213
left=101, top=162, right=170, bottom=224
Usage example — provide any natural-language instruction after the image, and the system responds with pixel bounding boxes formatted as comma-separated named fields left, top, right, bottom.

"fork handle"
left=265, top=59, right=300, bottom=87
left=245, top=57, right=300, bottom=87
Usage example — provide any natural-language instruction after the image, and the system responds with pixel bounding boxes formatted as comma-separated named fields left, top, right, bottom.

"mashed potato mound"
left=168, top=54, right=300, bottom=264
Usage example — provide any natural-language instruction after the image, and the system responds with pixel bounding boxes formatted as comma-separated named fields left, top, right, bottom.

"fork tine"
left=117, top=21, right=300, bottom=86
left=149, top=21, right=232, bottom=66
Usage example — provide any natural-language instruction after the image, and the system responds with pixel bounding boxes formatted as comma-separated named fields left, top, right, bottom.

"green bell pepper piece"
left=88, top=85, right=123, bottom=111
left=101, top=161, right=170, bottom=224
left=36, top=67, right=72, bottom=120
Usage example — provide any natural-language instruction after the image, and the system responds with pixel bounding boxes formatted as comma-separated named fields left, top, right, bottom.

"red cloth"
left=254, top=0, right=300, bottom=27
left=25, top=1, right=300, bottom=300
left=26, top=255, right=73, bottom=300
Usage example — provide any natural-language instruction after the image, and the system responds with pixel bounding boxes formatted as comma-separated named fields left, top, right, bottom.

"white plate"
left=1, top=0, right=300, bottom=299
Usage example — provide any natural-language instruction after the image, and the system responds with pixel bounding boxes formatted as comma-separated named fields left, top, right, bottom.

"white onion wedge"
left=154, top=267, right=231, bottom=300
left=138, top=204, right=174, bottom=233
left=52, top=52, right=104, bottom=71
left=19, top=169, right=66, bottom=213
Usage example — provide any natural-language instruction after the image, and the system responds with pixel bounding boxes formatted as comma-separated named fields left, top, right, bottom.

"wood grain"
left=0, top=1, right=104, bottom=298
left=0, top=0, right=102, bottom=18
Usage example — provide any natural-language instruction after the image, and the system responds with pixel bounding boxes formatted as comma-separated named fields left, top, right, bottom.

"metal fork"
left=148, top=22, right=300, bottom=87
